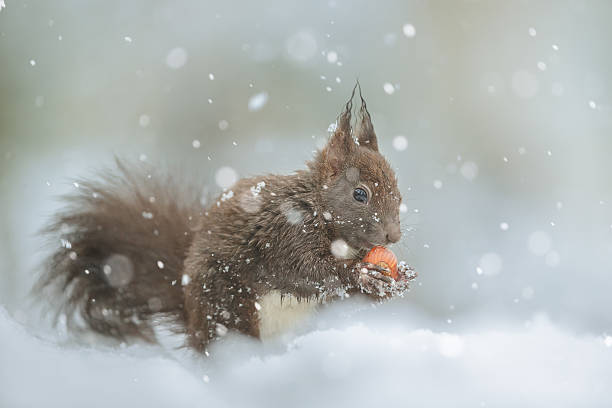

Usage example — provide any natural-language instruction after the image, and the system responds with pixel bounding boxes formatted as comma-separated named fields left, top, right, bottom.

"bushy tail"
left=36, top=159, right=204, bottom=342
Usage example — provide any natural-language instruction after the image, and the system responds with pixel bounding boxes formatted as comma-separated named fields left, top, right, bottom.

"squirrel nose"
left=385, top=223, right=401, bottom=244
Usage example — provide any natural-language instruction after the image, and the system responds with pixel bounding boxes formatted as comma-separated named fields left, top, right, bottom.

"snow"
left=250, top=181, right=265, bottom=196
left=220, top=190, right=234, bottom=202
left=478, top=252, right=503, bottom=276
left=545, top=250, right=560, bottom=267
left=392, top=135, right=408, bottom=151
left=2, top=2, right=612, bottom=406
left=326, top=50, right=338, bottom=63
left=104, top=254, right=135, bottom=287
left=280, top=202, right=304, bottom=225
left=521, top=286, right=535, bottom=300
left=402, top=23, right=416, bottom=38
left=527, top=231, right=552, bottom=256
left=383, top=82, right=395, bottom=95
left=147, top=297, right=162, bottom=312
left=330, top=239, right=350, bottom=259
left=286, top=31, right=318, bottom=62
left=248, top=92, right=269, bottom=112
left=459, top=161, right=478, bottom=181
left=181, top=274, right=191, bottom=286
left=138, top=114, right=150, bottom=127
left=1, top=306, right=611, bottom=408
left=165, top=47, right=188, bottom=69
left=218, top=120, right=229, bottom=130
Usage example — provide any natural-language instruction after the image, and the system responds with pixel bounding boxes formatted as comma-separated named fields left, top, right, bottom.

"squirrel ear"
left=321, top=86, right=358, bottom=176
left=354, top=87, right=379, bottom=152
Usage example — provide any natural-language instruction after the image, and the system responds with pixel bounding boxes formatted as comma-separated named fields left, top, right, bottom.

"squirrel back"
left=38, top=87, right=406, bottom=351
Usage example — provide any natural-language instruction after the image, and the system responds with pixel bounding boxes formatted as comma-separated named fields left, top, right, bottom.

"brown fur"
left=37, top=87, right=403, bottom=352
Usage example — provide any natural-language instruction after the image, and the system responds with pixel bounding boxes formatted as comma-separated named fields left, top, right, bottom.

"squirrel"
left=37, top=85, right=415, bottom=353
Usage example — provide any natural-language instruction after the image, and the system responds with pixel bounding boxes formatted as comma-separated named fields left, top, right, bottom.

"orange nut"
left=362, top=246, right=398, bottom=280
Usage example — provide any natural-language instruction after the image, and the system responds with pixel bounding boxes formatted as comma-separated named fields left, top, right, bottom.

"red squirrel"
left=38, top=86, right=415, bottom=352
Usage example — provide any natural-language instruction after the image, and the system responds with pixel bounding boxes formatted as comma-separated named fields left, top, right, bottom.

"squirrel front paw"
left=356, top=262, right=417, bottom=298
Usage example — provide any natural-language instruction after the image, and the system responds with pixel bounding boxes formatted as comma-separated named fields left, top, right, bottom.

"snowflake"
left=220, top=190, right=234, bottom=202
left=250, top=181, right=266, bottom=196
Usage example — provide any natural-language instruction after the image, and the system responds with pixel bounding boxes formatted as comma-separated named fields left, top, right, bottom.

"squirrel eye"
left=353, top=187, right=368, bottom=204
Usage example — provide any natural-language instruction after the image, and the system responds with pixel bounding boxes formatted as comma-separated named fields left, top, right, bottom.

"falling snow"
left=383, top=82, right=395, bottom=95
left=248, top=92, right=269, bottom=111
left=478, top=252, right=502, bottom=276
left=528, top=231, right=552, bottom=256
left=392, top=135, right=408, bottom=151
left=326, top=51, right=338, bottom=63
left=402, top=23, right=416, bottom=38
left=2, top=4, right=610, bottom=407
left=215, top=167, right=238, bottom=189
left=330, top=239, right=350, bottom=259
left=460, top=161, right=478, bottom=181
left=139, top=114, right=150, bottom=127
left=250, top=181, right=265, bottom=196
left=165, top=47, right=188, bottom=69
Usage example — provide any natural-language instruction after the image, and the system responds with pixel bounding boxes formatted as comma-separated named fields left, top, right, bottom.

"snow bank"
left=1, top=306, right=610, bottom=408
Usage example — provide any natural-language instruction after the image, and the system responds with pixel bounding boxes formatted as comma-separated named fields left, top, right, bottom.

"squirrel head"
left=311, top=85, right=402, bottom=254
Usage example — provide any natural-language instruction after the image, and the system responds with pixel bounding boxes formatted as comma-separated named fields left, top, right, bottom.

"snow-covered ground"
left=2, top=303, right=611, bottom=408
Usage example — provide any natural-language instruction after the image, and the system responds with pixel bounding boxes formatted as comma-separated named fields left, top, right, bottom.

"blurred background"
left=1, top=0, right=612, bottom=341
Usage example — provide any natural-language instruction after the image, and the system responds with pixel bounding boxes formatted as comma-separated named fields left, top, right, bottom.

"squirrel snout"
left=385, top=223, right=402, bottom=244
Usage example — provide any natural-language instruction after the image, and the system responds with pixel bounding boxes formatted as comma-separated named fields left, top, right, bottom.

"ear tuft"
left=321, top=84, right=359, bottom=177
left=355, top=83, right=379, bottom=152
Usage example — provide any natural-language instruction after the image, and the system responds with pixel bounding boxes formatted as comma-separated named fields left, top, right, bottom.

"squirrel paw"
left=357, top=262, right=417, bottom=298
left=357, top=262, right=396, bottom=298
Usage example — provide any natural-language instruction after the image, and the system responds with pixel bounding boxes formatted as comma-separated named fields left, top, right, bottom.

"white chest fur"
left=257, top=291, right=319, bottom=340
